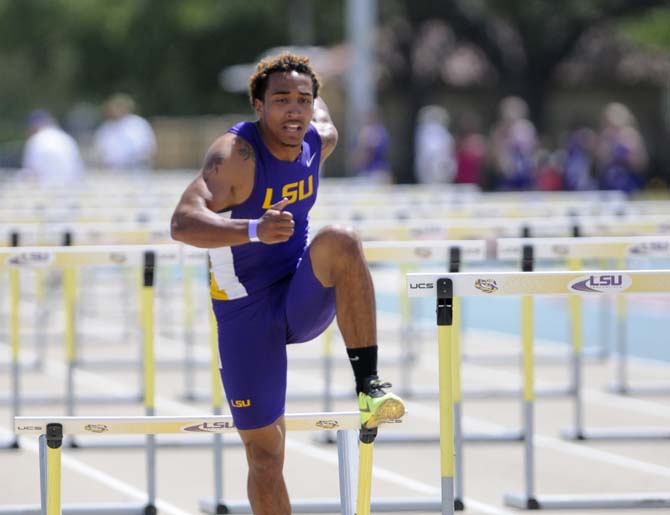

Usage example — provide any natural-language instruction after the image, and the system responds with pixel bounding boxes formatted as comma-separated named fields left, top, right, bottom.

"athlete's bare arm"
left=170, top=133, right=294, bottom=248
left=312, top=97, right=338, bottom=163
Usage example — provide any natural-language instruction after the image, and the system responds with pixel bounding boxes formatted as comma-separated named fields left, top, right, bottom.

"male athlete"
left=171, top=53, right=404, bottom=514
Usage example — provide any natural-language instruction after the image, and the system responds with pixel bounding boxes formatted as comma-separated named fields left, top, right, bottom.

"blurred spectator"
left=93, top=93, right=156, bottom=170
left=490, top=96, right=538, bottom=190
left=596, top=102, right=648, bottom=193
left=414, top=105, right=456, bottom=184
left=352, top=111, right=392, bottom=183
left=562, top=125, right=597, bottom=191
left=20, top=109, right=84, bottom=186
left=454, top=111, right=486, bottom=186
left=535, top=148, right=563, bottom=191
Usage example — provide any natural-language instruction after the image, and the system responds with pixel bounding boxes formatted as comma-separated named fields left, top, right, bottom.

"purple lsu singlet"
left=209, top=121, right=320, bottom=300
left=210, top=121, right=336, bottom=430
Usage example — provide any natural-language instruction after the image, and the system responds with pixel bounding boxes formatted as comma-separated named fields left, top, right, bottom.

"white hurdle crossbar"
left=13, top=412, right=364, bottom=515
left=407, top=269, right=670, bottom=511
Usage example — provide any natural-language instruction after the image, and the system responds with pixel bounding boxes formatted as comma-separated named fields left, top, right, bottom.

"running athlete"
left=171, top=53, right=404, bottom=515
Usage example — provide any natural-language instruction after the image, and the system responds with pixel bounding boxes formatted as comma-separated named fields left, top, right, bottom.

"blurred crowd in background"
left=2, top=1, right=669, bottom=195
left=15, top=93, right=156, bottom=187
left=352, top=97, right=649, bottom=194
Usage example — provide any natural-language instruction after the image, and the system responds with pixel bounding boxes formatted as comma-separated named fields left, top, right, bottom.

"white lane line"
left=0, top=428, right=196, bottom=515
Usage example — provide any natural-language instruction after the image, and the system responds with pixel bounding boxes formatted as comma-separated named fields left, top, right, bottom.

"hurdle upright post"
left=566, top=225, right=585, bottom=437
left=448, top=248, right=465, bottom=511
left=7, top=231, right=21, bottom=448
left=356, top=427, right=377, bottom=515
left=520, top=244, right=539, bottom=508
left=181, top=263, right=196, bottom=401
left=35, top=422, right=65, bottom=515
left=142, top=250, right=158, bottom=515
left=63, top=232, right=77, bottom=421
left=436, top=277, right=455, bottom=515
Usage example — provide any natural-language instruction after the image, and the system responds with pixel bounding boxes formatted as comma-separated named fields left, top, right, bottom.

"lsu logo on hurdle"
left=316, top=419, right=340, bottom=429
left=183, top=421, right=236, bottom=432
left=569, top=274, right=632, bottom=293
left=475, top=279, right=498, bottom=293
left=85, top=424, right=109, bottom=433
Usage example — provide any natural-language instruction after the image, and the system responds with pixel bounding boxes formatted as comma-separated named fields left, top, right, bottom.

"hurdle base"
left=463, top=385, right=573, bottom=400
left=399, top=384, right=572, bottom=400
left=0, top=357, right=42, bottom=372
left=66, top=434, right=244, bottom=449
left=200, top=497, right=444, bottom=513
left=74, top=357, right=211, bottom=370
left=1, top=437, right=20, bottom=449
left=0, top=502, right=149, bottom=515
left=312, top=431, right=338, bottom=444
left=561, top=427, right=670, bottom=441
left=607, top=383, right=670, bottom=396
left=374, top=430, right=524, bottom=444
left=461, top=346, right=606, bottom=366
left=504, top=492, right=670, bottom=510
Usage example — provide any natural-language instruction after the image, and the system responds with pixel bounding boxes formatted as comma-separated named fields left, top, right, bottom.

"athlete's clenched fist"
left=257, top=198, right=295, bottom=244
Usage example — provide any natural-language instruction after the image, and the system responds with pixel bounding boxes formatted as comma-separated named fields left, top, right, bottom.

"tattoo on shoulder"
left=203, top=151, right=225, bottom=182
left=236, top=140, right=255, bottom=163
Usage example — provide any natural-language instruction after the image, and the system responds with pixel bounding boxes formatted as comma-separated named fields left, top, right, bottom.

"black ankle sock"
left=347, top=345, right=378, bottom=394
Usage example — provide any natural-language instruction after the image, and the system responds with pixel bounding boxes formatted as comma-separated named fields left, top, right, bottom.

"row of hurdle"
left=1, top=239, right=669, bottom=513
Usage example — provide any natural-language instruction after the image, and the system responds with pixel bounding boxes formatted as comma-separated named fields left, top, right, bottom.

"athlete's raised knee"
left=310, top=225, right=364, bottom=286
left=311, top=225, right=362, bottom=256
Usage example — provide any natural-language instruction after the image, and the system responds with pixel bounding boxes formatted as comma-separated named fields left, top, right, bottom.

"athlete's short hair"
left=248, top=52, right=321, bottom=106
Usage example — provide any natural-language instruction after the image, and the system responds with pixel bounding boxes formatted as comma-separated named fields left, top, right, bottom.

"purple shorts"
left=212, top=247, right=336, bottom=430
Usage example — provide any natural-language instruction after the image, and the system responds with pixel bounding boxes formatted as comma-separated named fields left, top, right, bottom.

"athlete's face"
left=255, top=71, right=314, bottom=150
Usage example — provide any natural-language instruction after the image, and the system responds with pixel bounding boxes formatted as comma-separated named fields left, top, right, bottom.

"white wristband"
left=248, top=219, right=260, bottom=242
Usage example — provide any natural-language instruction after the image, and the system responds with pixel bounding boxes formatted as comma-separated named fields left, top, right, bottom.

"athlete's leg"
left=308, top=225, right=376, bottom=348
left=212, top=286, right=291, bottom=513
left=238, top=416, right=290, bottom=515
left=306, top=225, right=404, bottom=427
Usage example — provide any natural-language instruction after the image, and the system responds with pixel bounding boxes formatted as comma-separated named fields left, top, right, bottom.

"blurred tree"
left=0, top=0, right=343, bottom=132
left=378, top=0, right=670, bottom=182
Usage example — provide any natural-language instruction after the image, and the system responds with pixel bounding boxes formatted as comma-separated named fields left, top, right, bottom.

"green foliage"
left=0, top=0, right=343, bottom=137
left=619, top=7, right=670, bottom=50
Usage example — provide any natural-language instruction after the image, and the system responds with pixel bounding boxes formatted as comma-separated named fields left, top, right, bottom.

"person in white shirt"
left=93, top=93, right=156, bottom=170
left=21, top=110, right=84, bottom=187
left=414, top=105, right=457, bottom=184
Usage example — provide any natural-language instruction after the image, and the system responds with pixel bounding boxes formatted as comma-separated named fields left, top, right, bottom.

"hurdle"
left=498, top=235, right=670, bottom=441
left=3, top=222, right=214, bottom=378
left=0, top=244, right=230, bottom=449
left=14, top=412, right=380, bottom=515
left=0, top=231, right=49, bottom=374
left=407, top=268, right=670, bottom=511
